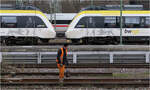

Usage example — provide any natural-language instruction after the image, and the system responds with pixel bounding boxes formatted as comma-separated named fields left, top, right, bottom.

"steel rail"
left=7, top=63, right=150, bottom=68
left=1, top=78, right=149, bottom=86
left=1, top=72, right=112, bottom=76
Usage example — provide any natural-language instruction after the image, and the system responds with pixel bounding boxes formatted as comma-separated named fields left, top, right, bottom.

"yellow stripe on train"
left=0, top=10, right=48, bottom=20
left=77, top=10, right=150, bottom=16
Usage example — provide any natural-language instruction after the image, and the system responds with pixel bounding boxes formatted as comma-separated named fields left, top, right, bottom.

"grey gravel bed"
left=1, top=86, right=150, bottom=90
left=2, top=75, right=148, bottom=79
left=15, top=68, right=149, bottom=74
left=2, top=68, right=149, bottom=79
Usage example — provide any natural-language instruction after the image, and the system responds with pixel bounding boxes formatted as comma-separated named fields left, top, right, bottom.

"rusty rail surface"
left=6, top=63, right=150, bottom=68
left=1, top=72, right=112, bottom=76
left=1, top=78, right=149, bottom=86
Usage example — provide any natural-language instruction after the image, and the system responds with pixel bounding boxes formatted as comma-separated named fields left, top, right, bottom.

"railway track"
left=1, top=72, right=112, bottom=76
left=1, top=78, right=149, bottom=86
left=7, top=63, right=150, bottom=68
left=2, top=64, right=149, bottom=87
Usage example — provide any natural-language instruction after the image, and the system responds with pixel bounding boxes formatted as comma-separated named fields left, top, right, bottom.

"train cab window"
left=75, top=17, right=88, bottom=28
left=1, top=16, right=17, bottom=28
left=34, top=16, right=47, bottom=28
left=125, top=17, right=140, bottom=28
left=75, top=16, right=104, bottom=28
left=145, top=17, right=150, bottom=28
left=104, top=16, right=117, bottom=28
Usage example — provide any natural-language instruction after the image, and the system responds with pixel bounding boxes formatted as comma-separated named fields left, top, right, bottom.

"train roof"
left=0, top=5, right=41, bottom=11
left=80, top=5, right=144, bottom=11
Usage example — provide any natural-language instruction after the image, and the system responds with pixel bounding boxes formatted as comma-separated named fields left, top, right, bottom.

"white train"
left=65, top=10, right=150, bottom=44
left=0, top=9, right=56, bottom=45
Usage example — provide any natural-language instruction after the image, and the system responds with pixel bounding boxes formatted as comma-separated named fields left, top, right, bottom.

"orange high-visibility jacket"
left=56, top=47, right=68, bottom=65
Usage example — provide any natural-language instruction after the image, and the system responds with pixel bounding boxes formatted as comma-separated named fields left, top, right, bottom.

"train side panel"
left=65, top=10, right=150, bottom=44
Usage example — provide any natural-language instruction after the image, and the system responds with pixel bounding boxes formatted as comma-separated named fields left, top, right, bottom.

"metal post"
left=16, top=0, right=23, bottom=6
left=110, top=53, right=113, bottom=63
left=16, top=0, right=19, bottom=5
left=73, top=53, right=77, bottom=64
left=49, top=1, right=52, bottom=23
left=146, top=53, right=149, bottom=63
left=37, top=52, right=41, bottom=64
left=91, top=0, right=93, bottom=6
left=120, top=0, right=123, bottom=45
left=0, top=52, right=1, bottom=82
left=0, top=52, right=2, bottom=63
left=54, top=0, right=57, bottom=31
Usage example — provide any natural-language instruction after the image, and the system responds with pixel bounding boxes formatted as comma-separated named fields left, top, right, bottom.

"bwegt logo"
left=125, top=29, right=139, bottom=35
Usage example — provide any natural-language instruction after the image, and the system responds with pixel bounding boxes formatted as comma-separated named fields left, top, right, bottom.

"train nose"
left=65, top=30, right=70, bottom=38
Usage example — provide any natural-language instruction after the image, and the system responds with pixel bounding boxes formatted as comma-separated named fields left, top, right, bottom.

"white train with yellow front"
left=65, top=10, right=150, bottom=44
left=0, top=10, right=56, bottom=45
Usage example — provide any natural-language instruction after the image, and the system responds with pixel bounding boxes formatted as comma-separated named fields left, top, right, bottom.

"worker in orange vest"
left=56, top=44, right=69, bottom=82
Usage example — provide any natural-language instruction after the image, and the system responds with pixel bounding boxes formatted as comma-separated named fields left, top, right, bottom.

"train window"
left=34, top=16, right=47, bottom=28
left=1, top=16, right=17, bottom=28
left=125, top=16, right=140, bottom=28
left=140, top=17, right=145, bottom=28
left=17, top=16, right=46, bottom=28
left=75, top=16, right=104, bottom=28
left=87, top=17, right=95, bottom=28
left=17, top=16, right=35, bottom=28
left=145, top=16, right=150, bottom=28
left=116, top=17, right=120, bottom=28
left=25, top=17, right=35, bottom=28
left=104, top=16, right=117, bottom=28
left=17, top=16, right=27, bottom=28
left=75, top=17, right=88, bottom=28
left=93, top=17, right=104, bottom=28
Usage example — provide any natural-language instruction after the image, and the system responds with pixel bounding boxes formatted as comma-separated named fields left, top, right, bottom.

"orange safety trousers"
left=56, top=48, right=67, bottom=79
left=57, top=64, right=65, bottom=79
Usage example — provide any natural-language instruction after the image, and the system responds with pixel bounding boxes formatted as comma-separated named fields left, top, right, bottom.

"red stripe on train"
left=53, top=25, right=69, bottom=27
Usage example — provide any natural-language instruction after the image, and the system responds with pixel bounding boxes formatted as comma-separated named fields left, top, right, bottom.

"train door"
left=17, top=16, right=36, bottom=37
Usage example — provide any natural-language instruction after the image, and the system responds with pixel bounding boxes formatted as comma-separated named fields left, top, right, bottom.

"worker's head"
left=63, top=43, right=68, bottom=48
